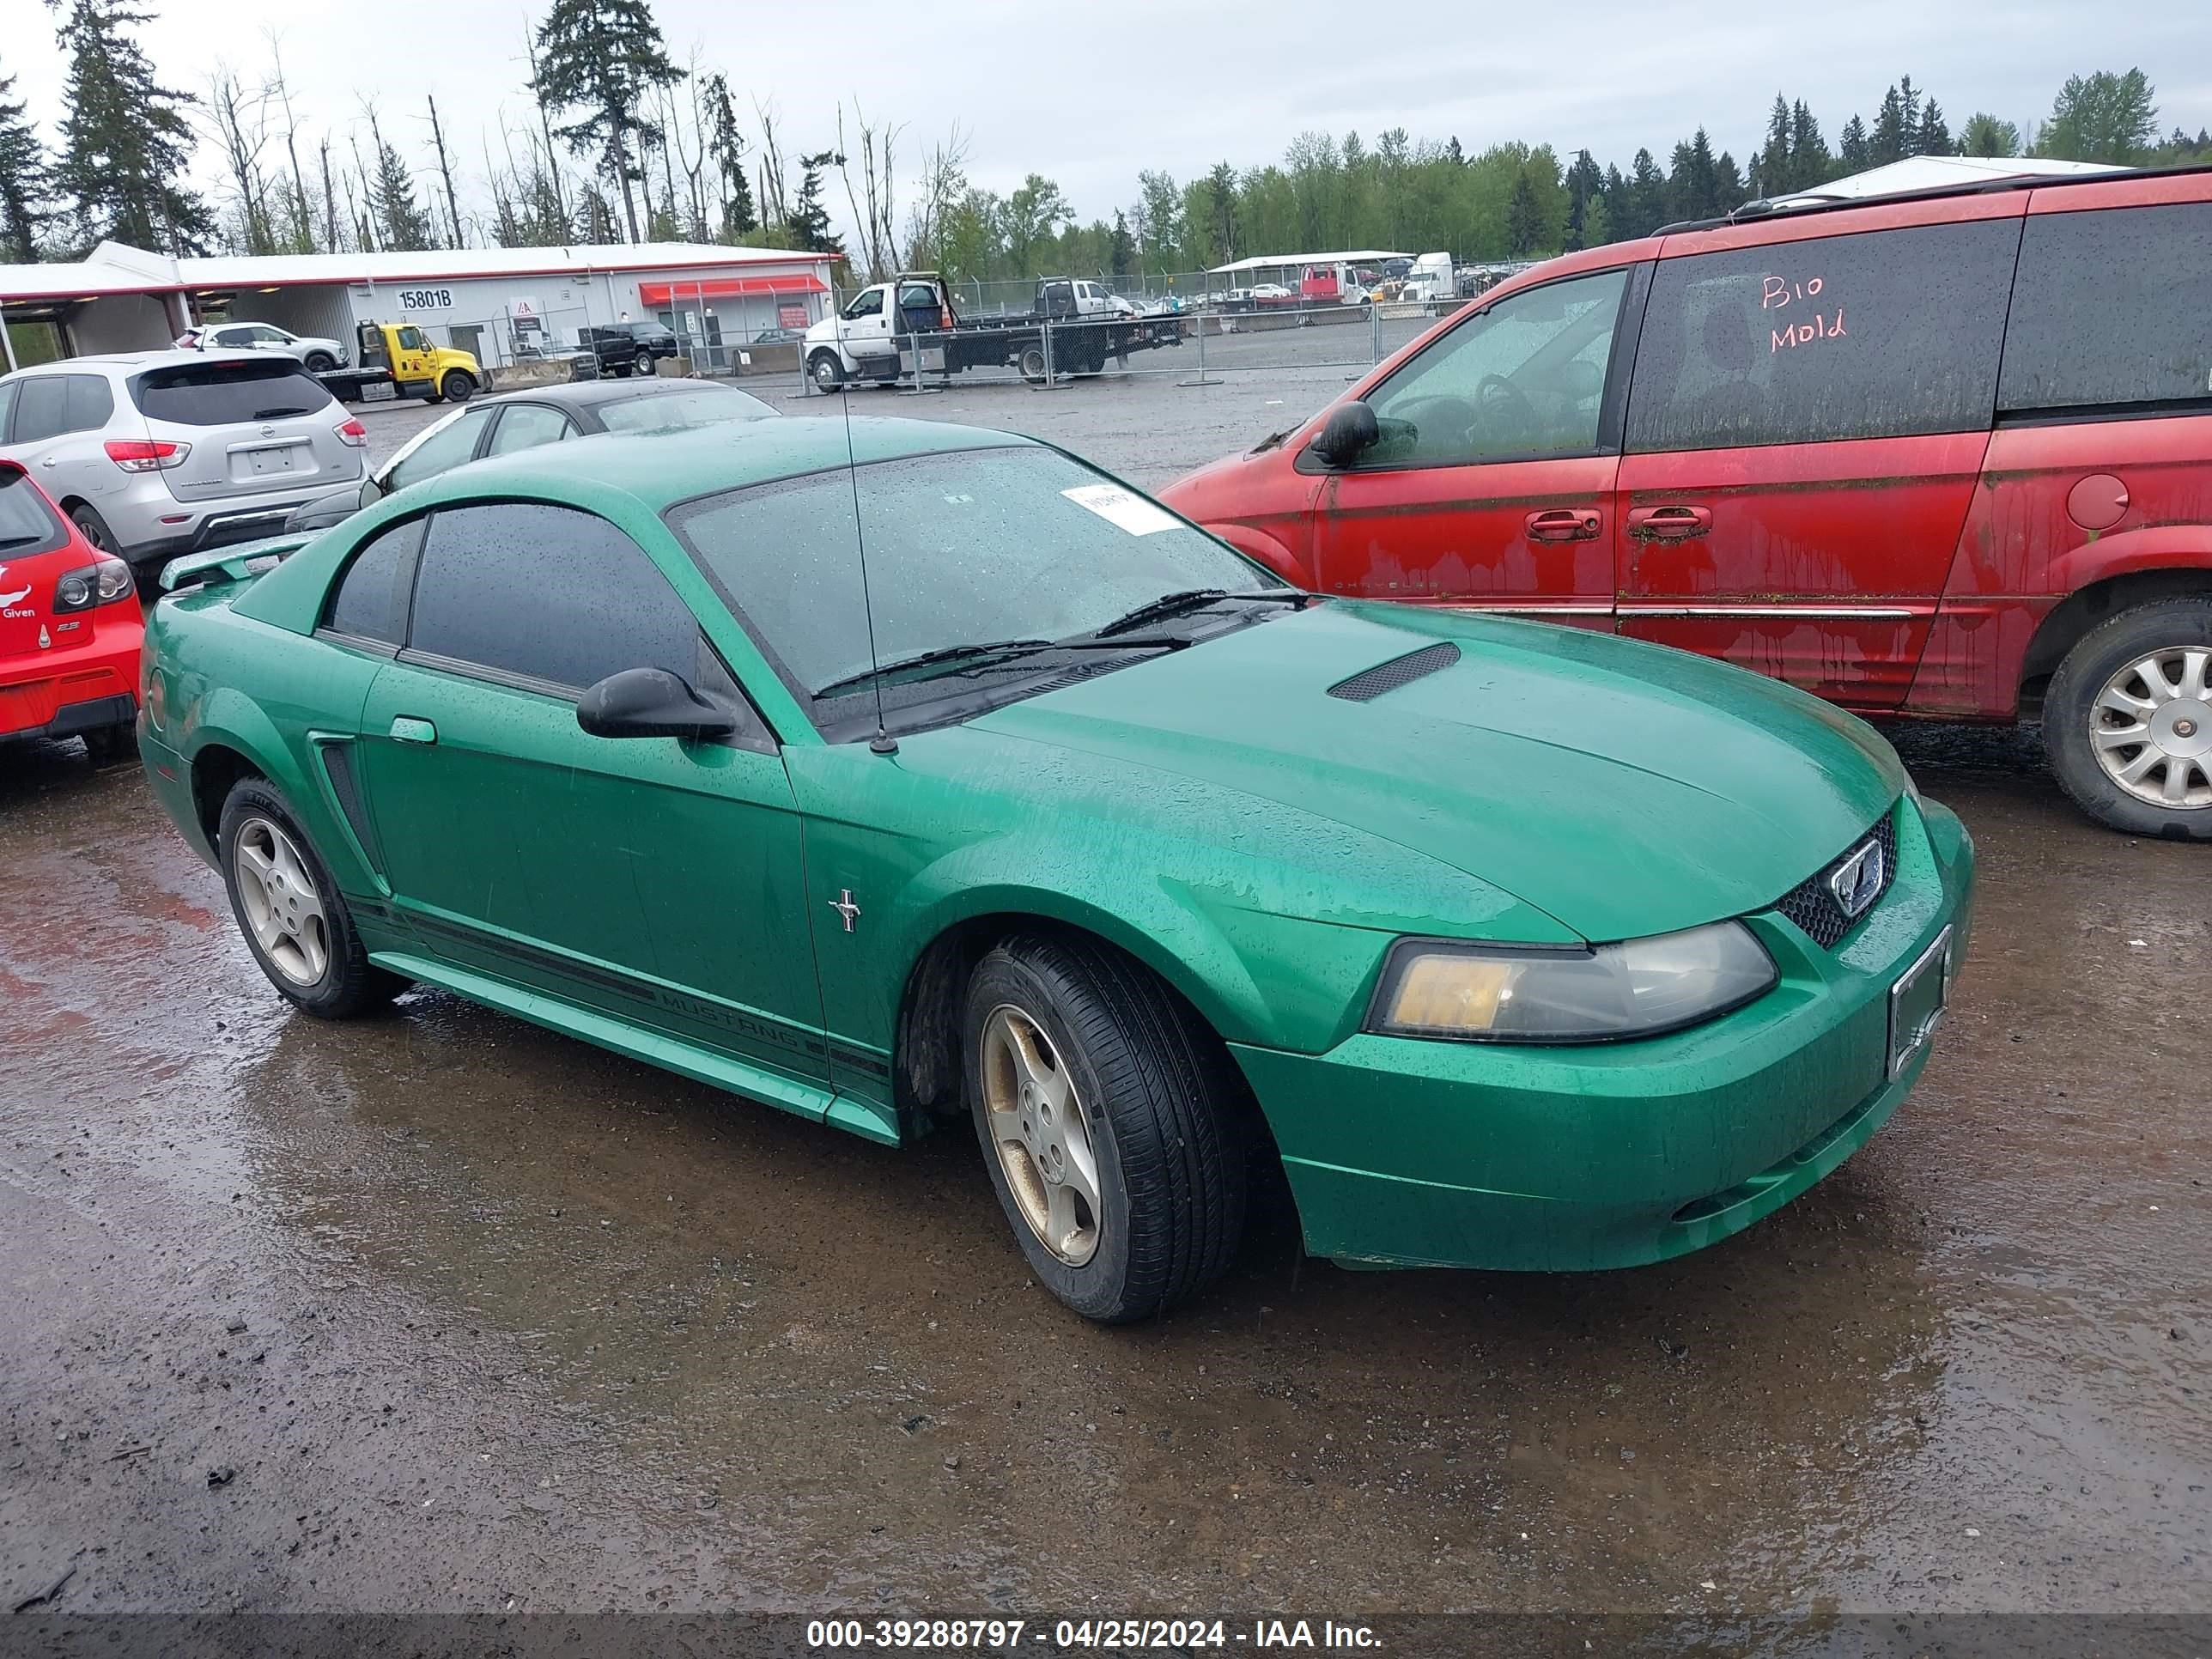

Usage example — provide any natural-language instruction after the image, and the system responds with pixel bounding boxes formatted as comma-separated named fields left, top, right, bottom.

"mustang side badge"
left=828, top=890, right=861, bottom=933
left=1828, top=838, right=1886, bottom=919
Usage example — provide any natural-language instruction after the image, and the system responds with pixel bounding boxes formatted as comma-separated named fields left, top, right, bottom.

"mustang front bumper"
left=1231, top=797, right=1974, bottom=1273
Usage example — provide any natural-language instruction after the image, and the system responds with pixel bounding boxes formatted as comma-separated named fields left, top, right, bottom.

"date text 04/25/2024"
left=804, top=1618, right=1382, bottom=1650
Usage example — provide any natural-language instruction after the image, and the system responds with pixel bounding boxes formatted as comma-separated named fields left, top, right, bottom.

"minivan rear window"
left=1626, top=217, right=2021, bottom=453
left=133, top=359, right=333, bottom=427
left=1998, top=202, right=2212, bottom=414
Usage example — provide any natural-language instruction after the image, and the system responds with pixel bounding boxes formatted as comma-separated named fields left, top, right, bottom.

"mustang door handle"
left=1627, top=505, right=1714, bottom=542
left=388, top=716, right=437, bottom=744
left=1524, top=508, right=1602, bottom=543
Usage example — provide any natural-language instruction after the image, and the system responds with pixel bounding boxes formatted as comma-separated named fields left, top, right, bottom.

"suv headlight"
left=1366, top=922, right=1778, bottom=1044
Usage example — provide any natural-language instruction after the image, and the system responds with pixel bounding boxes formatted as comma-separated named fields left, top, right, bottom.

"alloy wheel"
left=233, top=816, right=331, bottom=986
left=2089, top=647, right=2212, bottom=810
left=980, top=1003, right=1102, bottom=1267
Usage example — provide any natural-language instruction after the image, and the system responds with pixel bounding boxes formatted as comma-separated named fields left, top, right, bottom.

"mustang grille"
left=1774, top=810, right=1899, bottom=949
left=1328, top=641, right=1461, bottom=702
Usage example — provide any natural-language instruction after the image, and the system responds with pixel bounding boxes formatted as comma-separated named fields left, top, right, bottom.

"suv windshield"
left=667, top=445, right=1285, bottom=734
left=133, top=359, right=332, bottom=425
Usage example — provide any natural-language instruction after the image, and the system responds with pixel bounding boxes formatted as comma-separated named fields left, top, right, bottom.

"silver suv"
left=0, top=351, right=368, bottom=571
left=177, top=320, right=350, bottom=372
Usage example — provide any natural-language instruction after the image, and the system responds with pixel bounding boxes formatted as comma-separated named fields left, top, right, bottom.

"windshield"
left=666, top=445, right=1283, bottom=732
left=597, top=386, right=775, bottom=434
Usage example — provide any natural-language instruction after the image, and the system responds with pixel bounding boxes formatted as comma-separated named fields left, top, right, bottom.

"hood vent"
left=1327, top=641, right=1461, bottom=702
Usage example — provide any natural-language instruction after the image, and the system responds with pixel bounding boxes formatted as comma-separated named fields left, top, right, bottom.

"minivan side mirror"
left=1312, top=400, right=1379, bottom=465
left=576, top=666, right=738, bottom=741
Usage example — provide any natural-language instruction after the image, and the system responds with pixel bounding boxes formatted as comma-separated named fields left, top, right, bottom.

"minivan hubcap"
left=234, top=817, right=330, bottom=985
left=2092, top=647, right=2212, bottom=809
left=981, top=1004, right=1101, bottom=1267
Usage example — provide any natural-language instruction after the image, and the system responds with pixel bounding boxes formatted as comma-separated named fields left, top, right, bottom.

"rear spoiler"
left=159, top=534, right=314, bottom=593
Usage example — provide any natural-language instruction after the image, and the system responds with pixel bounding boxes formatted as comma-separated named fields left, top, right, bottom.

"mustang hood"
left=971, top=603, right=1905, bottom=943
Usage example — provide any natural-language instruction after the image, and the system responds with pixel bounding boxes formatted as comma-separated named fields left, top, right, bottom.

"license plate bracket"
left=1887, top=924, right=1953, bottom=1079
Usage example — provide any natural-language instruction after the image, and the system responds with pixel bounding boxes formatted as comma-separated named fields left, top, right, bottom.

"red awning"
left=637, top=274, right=828, bottom=306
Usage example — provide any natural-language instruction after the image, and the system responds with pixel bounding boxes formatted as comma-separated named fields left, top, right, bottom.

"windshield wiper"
left=811, top=633, right=1192, bottom=700
left=1091, top=586, right=1311, bottom=637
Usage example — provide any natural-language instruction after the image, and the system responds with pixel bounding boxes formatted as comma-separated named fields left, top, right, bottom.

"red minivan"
left=0, top=460, right=142, bottom=763
left=1161, top=167, right=2212, bottom=839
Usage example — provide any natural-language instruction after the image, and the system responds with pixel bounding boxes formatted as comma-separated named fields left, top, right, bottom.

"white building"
left=0, top=240, right=837, bottom=374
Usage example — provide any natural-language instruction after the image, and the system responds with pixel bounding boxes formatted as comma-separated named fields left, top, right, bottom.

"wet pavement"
left=3, top=368, right=2208, bottom=1624
left=3, top=721, right=2206, bottom=1620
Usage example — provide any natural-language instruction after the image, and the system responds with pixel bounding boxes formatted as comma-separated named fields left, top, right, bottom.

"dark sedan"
left=282, top=378, right=778, bottom=533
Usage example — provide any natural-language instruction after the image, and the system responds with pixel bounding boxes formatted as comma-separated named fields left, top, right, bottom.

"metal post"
left=1041, top=313, right=1053, bottom=387
left=1371, top=297, right=1382, bottom=363
left=899, top=325, right=941, bottom=396
left=1178, top=305, right=1219, bottom=388
left=0, top=308, right=18, bottom=374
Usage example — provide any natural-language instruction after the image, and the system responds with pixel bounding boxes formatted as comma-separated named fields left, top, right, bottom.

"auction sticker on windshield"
left=1061, top=483, right=1180, bottom=536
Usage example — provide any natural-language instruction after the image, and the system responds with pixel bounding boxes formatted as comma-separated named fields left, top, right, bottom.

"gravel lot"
left=2, top=351, right=2205, bottom=1636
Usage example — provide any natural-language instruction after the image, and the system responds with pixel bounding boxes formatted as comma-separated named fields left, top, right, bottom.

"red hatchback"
left=1161, top=167, right=2212, bottom=839
left=0, top=460, right=142, bottom=762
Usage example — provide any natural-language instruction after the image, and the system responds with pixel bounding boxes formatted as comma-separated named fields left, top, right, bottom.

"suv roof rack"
left=1653, top=161, right=2211, bottom=238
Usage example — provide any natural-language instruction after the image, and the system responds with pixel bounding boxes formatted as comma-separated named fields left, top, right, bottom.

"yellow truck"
left=319, top=321, right=480, bottom=406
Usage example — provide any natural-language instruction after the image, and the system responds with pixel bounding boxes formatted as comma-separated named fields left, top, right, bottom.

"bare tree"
left=203, top=64, right=278, bottom=253
left=903, top=124, right=969, bottom=270
left=264, top=34, right=315, bottom=251
left=345, top=131, right=376, bottom=252
left=520, top=24, right=567, bottom=235
left=319, top=135, right=339, bottom=252
left=425, top=94, right=465, bottom=246
left=836, top=102, right=901, bottom=281
left=753, top=97, right=790, bottom=227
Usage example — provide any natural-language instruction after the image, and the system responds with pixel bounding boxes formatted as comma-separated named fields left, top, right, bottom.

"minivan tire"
left=963, top=934, right=1246, bottom=1322
left=2045, top=595, right=2212, bottom=841
left=440, top=370, right=477, bottom=404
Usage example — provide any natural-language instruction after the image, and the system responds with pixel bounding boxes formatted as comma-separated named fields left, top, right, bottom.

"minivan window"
left=1998, top=202, right=2212, bottom=414
left=408, top=501, right=700, bottom=692
left=133, top=359, right=333, bottom=426
left=1356, top=266, right=1627, bottom=465
left=1626, top=217, right=2020, bottom=453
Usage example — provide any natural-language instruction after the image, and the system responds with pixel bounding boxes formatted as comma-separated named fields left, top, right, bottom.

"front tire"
left=2046, top=597, right=2212, bottom=839
left=303, top=350, right=337, bottom=373
left=808, top=351, right=847, bottom=393
left=217, top=780, right=402, bottom=1017
left=440, top=370, right=476, bottom=403
left=964, top=935, right=1245, bottom=1323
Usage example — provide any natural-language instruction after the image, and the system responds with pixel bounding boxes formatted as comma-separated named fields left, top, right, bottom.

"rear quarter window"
left=1626, top=217, right=2021, bottom=452
left=1998, top=201, right=2212, bottom=413
left=133, top=359, right=334, bottom=427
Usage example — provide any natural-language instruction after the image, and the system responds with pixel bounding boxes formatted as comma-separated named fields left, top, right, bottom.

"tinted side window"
left=11, top=377, right=71, bottom=444
left=384, top=405, right=495, bottom=491
left=408, top=502, right=698, bottom=692
left=134, top=359, right=333, bottom=425
left=1359, top=266, right=1626, bottom=465
left=1999, top=203, right=2212, bottom=413
left=1626, top=218, right=2020, bottom=453
left=63, top=375, right=113, bottom=433
left=0, top=380, right=17, bottom=438
left=484, top=404, right=574, bottom=455
left=324, top=518, right=425, bottom=645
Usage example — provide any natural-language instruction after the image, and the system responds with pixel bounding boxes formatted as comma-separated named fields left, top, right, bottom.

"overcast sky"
left=3, top=0, right=2207, bottom=246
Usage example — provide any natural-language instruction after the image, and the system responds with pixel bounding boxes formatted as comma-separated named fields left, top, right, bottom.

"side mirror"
left=576, top=666, right=738, bottom=742
left=1312, top=400, right=1379, bottom=465
left=360, top=476, right=384, bottom=507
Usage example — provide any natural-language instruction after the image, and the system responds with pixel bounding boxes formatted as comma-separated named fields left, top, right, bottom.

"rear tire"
left=2046, top=596, right=2212, bottom=839
left=68, top=501, right=118, bottom=556
left=440, top=370, right=476, bottom=403
left=808, top=351, right=847, bottom=393
left=217, top=779, right=404, bottom=1018
left=1017, top=343, right=1048, bottom=385
left=963, top=934, right=1246, bottom=1323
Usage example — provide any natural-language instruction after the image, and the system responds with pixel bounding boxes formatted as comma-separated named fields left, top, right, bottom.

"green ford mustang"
left=139, top=416, right=1973, bottom=1322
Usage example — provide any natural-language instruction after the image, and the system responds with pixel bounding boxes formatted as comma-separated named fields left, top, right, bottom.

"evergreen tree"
left=531, top=0, right=684, bottom=244
left=1838, top=113, right=1870, bottom=169
left=1565, top=148, right=1604, bottom=247
left=783, top=150, right=844, bottom=257
left=1578, top=190, right=1612, bottom=249
left=701, top=73, right=757, bottom=240
left=1623, top=148, right=1666, bottom=239
left=1957, top=112, right=2021, bottom=157
left=1108, top=210, right=1133, bottom=278
left=365, top=112, right=434, bottom=251
left=1504, top=170, right=1543, bottom=254
left=52, top=0, right=211, bottom=253
left=1714, top=150, right=1744, bottom=211
left=0, top=64, right=52, bottom=260
left=1753, top=94, right=1791, bottom=198
left=1914, top=98, right=1951, bottom=156
left=1667, top=128, right=1719, bottom=221
left=1870, top=84, right=1910, bottom=165
left=1789, top=100, right=1831, bottom=187
left=2035, top=69, right=2160, bottom=164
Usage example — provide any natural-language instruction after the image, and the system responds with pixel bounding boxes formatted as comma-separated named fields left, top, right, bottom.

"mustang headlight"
left=1367, top=922, right=1778, bottom=1043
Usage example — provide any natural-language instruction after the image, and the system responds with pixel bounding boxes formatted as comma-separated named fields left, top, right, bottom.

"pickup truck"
left=317, top=321, right=481, bottom=406
left=802, top=273, right=1182, bottom=392
left=577, top=320, right=683, bottom=378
